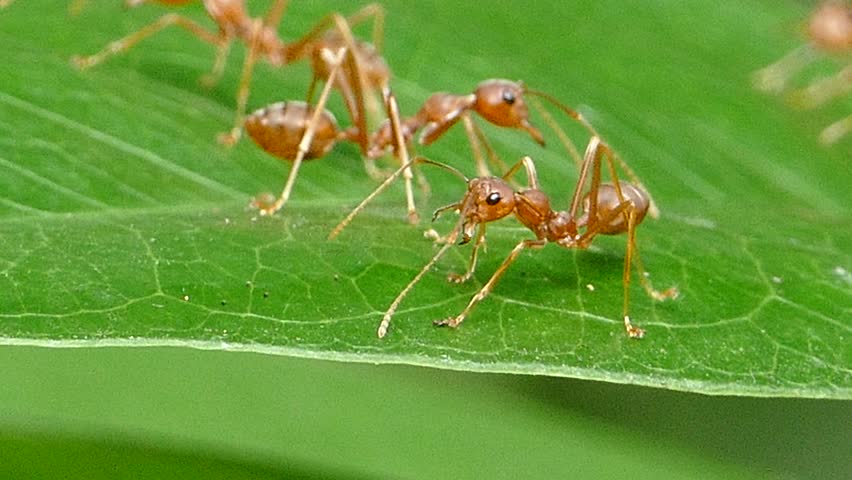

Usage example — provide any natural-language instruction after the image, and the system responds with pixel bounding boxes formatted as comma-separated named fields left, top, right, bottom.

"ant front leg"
left=435, top=238, right=546, bottom=329
left=447, top=225, right=487, bottom=284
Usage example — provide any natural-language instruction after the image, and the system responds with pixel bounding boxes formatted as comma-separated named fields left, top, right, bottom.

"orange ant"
left=753, top=1, right=851, bottom=144
left=331, top=136, right=678, bottom=338
left=70, top=0, right=389, bottom=153
left=240, top=45, right=418, bottom=221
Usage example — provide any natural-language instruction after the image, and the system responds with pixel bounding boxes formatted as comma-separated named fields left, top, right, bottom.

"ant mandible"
left=753, top=1, right=851, bottom=145
left=70, top=0, right=389, bottom=152
left=333, top=136, right=679, bottom=338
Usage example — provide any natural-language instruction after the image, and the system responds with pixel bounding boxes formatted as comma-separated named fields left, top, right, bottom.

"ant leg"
left=327, top=156, right=421, bottom=240
left=462, top=115, right=491, bottom=177
left=788, top=65, right=852, bottom=109
left=461, top=116, right=514, bottom=178
left=219, top=19, right=265, bottom=146
left=384, top=87, right=420, bottom=224
left=620, top=210, right=680, bottom=338
left=501, top=155, right=540, bottom=189
left=819, top=114, right=852, bottom=145
left=528, top=92, right=660, bottom=218
left=258, top=48, right=347, bottom=216
left=753, top=44, right=816, bottom=95
left=620, top=210, right=644, bottom=338
left=219, top=1, right=291, bottom=145
left=470, top=120, right=512, bottom=177
left=626, top=223, right=680, bottom=303
left=568, top=136, right=604, bottom=221
left=199, top=35, right=233, bottom=89
left=529, top=97, right=584, bottom=169
left=71, top=13, right=224, bottom=70
left=447, top=225, right=487, bottom=284
left=263, top=0, right=290, bottom=29
left=288, top=3, right=385, bottom=55
left=343, top=3, right=385, bottom=51
left=378, top=238, right=458, bottom=338
left=435, top=239, right=546, bottom=329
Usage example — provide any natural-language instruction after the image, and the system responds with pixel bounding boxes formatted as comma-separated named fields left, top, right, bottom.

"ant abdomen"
left=585, top=182, right=650, bottom=235
left=244, top=101, right=340, bottom=161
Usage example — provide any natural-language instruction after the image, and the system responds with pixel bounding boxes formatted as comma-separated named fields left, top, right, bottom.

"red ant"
left=753, top=1, right=851, bottom=144
left=70, top=0, right=389, bottom=153
left=331, top=136, right=679, bottom=338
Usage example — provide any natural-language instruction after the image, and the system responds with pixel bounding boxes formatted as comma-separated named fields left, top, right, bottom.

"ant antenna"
left=328, top=156, right=469, bottom=240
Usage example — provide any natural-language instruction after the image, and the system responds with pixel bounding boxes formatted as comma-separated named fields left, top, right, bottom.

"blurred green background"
left=1, top=347, right=850, bottom=479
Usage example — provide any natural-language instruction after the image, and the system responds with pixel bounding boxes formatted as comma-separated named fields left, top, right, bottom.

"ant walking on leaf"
left=332, top=136, right=679, bottom=339
left=753, top=1, right=851, bottom=145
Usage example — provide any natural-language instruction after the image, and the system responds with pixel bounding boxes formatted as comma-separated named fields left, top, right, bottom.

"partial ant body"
left=331, top=136, right=679, bottom=338
left=241, top=45, right=418, bottom=222
left=368, top=79, right=604, bottom=177
left=70, top=0, right=389, bottom=152
left=753, top=1, right=851, bottom=145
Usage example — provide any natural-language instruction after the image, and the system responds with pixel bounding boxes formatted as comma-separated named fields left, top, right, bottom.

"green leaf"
left=0, top=0, right=849, bottom=398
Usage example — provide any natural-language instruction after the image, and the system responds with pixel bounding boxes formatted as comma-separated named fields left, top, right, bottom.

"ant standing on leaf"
left=70, top=0, right=389, bottom=152
left=753, top=1, right=851, bottom=145
left=331, top=136, right=679, bottom=339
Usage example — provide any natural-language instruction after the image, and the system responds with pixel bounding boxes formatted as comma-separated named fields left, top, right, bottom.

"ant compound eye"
left=501, top=89, right=516, bottom=105
left=486, top=192, right=502, bottom=206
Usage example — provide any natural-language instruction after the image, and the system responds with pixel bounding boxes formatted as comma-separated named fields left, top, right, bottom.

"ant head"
left=457, top=177, right=516, bottom=243
left=473, top=79, right=545, bottom=146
